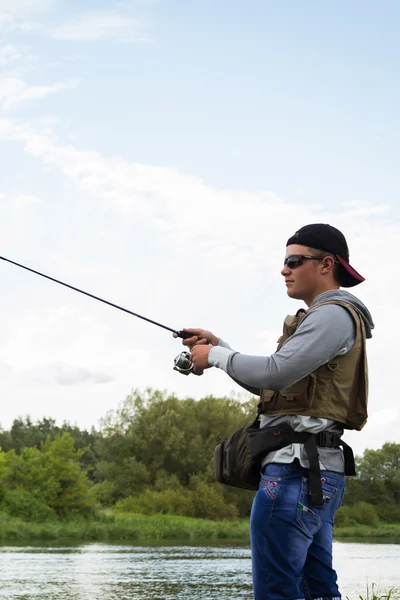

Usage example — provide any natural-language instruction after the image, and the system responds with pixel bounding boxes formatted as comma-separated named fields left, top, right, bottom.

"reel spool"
left=173, top=351, right=193, bottom=375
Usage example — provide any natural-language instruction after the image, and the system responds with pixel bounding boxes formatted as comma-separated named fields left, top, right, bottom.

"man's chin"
left=286, top=287, right=300, bottom=300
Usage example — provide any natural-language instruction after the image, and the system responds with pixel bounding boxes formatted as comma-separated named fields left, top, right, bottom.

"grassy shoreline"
left=0, top=512, right=399, bottom=544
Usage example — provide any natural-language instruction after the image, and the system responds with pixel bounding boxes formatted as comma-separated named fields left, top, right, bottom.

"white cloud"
left=0, top=77, right=80, bottom=111
left=12, top=193, right=42, bottom=213
left=15, top=193, right=42, bottom=204
left=0, top=118, right=396, bottom=283
left=21, top=363, right=113, bottom=385
left=49, top=10, right=151, bottom=43
left=0, top=0, right=54, bottom=31
left=0, top=45, right=21, bottom=66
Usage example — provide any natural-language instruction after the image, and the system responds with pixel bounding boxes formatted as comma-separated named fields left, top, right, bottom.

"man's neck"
left=305, top=285, right=340, bottom=307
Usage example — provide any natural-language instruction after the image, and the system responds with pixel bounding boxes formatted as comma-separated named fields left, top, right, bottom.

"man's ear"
left=321, top=256, right=335, bottom=273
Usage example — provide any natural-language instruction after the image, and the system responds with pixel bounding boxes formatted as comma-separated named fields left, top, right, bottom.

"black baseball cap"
left=286, top=223, right=365, bottom=287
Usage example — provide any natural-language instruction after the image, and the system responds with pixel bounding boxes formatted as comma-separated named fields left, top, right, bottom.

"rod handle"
left=175, top=330, right=193, bottom=340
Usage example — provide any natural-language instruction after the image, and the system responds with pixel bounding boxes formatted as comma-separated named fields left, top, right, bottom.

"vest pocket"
left=278, top=373, right=317, bottom=410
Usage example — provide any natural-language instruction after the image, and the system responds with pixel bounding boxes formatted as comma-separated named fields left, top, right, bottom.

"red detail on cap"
left=337, top=256, right=365, bottom=282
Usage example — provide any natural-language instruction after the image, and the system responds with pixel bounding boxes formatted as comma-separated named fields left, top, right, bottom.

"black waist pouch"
left=214, top=419, right=355, bottom=505
left=214, top=420, right=305, bottom=491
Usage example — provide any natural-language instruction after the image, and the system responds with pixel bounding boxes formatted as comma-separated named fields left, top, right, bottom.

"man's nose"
left=281, top=263, right=290, bottom=277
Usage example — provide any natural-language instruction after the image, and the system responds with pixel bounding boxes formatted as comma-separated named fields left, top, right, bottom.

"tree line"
left=0, top=389, right=398, bottom=524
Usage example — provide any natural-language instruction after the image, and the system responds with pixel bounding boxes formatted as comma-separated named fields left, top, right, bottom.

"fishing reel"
left=173, top=351, right=194, bottom=375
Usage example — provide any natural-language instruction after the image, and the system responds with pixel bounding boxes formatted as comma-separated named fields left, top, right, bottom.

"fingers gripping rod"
left=0, top=256, right=191, bottom=340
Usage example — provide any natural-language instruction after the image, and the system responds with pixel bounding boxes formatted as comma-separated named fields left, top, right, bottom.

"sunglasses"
left=283, top=254, right=325, bottom=269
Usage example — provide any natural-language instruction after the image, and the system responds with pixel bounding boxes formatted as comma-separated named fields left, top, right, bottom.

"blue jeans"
left=250, top=461, right=345, bottom=600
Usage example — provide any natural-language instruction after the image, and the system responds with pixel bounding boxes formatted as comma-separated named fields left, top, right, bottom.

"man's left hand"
left=191, top=344, right=213, bottom=374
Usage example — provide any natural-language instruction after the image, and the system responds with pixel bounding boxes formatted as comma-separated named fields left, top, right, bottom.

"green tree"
left=358, top=443, right=400, bottom=504
left=96, top=388, right=256, bottom=511
left=40, top=433, right=94, bottom=515
left=0, top=417, right=100, bottom=479
left=0, top=433, right=95, bottom=517
left=343, top=442, right=400, bottom=523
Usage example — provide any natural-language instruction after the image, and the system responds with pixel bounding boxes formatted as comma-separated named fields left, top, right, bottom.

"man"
left=176, top=223, right=374, bottom=600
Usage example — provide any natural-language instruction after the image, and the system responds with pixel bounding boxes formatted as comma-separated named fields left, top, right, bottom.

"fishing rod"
left=0, top=255, right=194, bottom=375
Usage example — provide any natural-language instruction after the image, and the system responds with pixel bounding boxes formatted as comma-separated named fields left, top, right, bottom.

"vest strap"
left=304, top=435, right=324, bottom=506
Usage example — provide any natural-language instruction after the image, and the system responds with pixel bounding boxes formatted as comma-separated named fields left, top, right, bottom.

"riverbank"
left=0, top=512, right=399, bottom=543
left=0, top=512, right=249, bottom=543
left=334, top=523, right=400, bottom=541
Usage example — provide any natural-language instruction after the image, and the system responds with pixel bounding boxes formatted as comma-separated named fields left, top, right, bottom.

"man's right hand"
left=173, top=328, right=220, bottom=349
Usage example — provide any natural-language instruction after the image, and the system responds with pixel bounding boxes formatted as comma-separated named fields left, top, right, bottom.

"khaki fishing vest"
left=259, top=300, right=368, bottom=431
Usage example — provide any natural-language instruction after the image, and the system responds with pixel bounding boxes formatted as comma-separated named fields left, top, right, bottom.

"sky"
left=0, top=0, right=399, bottom=456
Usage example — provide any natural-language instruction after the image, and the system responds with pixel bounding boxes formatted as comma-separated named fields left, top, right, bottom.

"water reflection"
left=0, top=545, right=253, bottom=600
left=0, top=542, right=398, bottom=599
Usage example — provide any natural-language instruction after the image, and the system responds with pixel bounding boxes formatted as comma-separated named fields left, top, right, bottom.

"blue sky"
left=0, top=0, right=399, bottom=454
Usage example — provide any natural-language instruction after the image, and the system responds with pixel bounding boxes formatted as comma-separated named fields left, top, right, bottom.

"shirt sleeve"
left=208, top=303, right=356, bottom=391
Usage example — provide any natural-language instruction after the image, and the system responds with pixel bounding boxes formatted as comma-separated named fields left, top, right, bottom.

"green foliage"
left=0, top=417, right=100, bottom=479
left=2, top=489, right=56, bottom=521
left=0, top=390, right=398, bottom=528
left=0, top=511, right=251, bottom=543
left=346, top=443, right=400, bottom=503
left=0, top=432, right=95, bottom=518
left=342, top=443, right=400, bottom=524
left=96, top=388, right=255, bottom=514
left=375, top=503, right=400, bottom=524
left=348, top=501, right=379, bottom=526
left=191, top=480, right=238, bottom=520
left=356, top=582, right=399, bottom=600
left=115, top=480, right=238, bottom=520
left=40, top=434, right=94, bottom=515
left=116, top=488, right=195, bottom=517
left=334, top=523, right=400, bottom=540
left=335, top=506, right=351, bottom=528
left=98, top=388, right=252, bottom=486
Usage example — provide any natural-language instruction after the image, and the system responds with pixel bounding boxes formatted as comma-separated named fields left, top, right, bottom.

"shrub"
left=375, top=503, right=400, bottom=524
left=335, top=506, right=351, bottom=528
left=89, top=481, right=117, bottom=507
left=115, top=483, right=238, bottom=520
left=192, top=481, right=238, bottom=520
left=116, top=488, right=195, bottom=517
left=349, top=501, right=379, bottom=526
left=1, top=489, right=56, bottom=522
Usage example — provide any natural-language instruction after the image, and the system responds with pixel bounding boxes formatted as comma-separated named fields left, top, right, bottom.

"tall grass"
left=354, top=583, right=399, bottom=600
left=0, top=511, right=250, bottom=543
left=0, top=510, right=398, bottom=544
left=334, top=523, right=400, bottom=540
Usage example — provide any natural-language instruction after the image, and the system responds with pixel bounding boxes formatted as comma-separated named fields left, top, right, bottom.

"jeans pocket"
left=296, top=474, right=342, bottom=536
left=260, top=475, right=282, bottom=500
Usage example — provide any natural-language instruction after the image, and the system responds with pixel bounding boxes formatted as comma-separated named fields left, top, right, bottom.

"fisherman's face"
left=281, top=244, right=324, bottom=306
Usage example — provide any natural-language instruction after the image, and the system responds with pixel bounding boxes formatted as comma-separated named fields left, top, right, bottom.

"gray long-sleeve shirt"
left=208, top=290, right=374, bottom=472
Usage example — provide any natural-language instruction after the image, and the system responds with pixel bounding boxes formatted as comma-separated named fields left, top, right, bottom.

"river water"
left=0, top=542, right=398, bottom=600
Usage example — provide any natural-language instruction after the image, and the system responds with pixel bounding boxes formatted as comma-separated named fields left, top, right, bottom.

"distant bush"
left=88, top=481, right=117, bottom=507
left=1, top=489, right=56, bottom=522
left=115, top=483, right=238, bottom=520
left=191, top=481, right=238, bottom=520
left=349, top=501, right=379, bottom=526
left=116, top=488, right=195, bottom=517
left=335, top=506, right=351, bottom=528
left=375, top=504, right=400, bottom=524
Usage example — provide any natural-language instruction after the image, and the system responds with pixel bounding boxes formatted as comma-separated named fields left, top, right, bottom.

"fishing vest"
left=259, top=300, right=368, bottom=431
